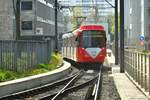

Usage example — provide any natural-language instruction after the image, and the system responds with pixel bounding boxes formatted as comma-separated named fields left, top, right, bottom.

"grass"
left=0, top=70, right=18, bottom=82
left=0, top=52, right=63, bottom=82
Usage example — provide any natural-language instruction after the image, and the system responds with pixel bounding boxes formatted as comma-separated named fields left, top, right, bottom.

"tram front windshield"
left=82, top=30, right=106, bottom=48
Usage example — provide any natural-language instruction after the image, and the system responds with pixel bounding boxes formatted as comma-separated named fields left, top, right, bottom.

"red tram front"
left=62, top=25, right=107, bottom=67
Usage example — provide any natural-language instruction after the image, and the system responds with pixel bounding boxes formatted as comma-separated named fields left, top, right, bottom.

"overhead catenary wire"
left=104, top=0, right=115, bottom=8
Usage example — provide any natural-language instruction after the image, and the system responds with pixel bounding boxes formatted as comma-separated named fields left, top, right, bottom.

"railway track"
left=51, top=69, right=101, bottom=100
left=1, top=64, right=103, bottom=100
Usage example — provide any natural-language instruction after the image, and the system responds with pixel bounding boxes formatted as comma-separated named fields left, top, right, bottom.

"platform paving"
left=104, top=49, right=149, bottom=100
left=112, top=66, right=149, bottom=100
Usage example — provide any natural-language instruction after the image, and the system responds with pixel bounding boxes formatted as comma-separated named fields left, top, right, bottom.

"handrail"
left=124, top=50, right=150, bottom=96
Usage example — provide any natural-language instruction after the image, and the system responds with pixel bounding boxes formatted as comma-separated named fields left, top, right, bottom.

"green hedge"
left=0, top=52, right=63, bottom=82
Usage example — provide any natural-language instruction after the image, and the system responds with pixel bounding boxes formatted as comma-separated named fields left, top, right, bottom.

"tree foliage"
left=107, top=14, right=120, bottom=34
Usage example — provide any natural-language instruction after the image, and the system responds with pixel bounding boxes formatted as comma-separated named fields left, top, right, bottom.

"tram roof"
left=62, top=25, right=105, bottom=39
left=79, top=25, right=105, bottom=31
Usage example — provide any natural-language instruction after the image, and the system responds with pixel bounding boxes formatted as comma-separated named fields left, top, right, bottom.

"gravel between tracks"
left=100, top=69, right=121, bottom=100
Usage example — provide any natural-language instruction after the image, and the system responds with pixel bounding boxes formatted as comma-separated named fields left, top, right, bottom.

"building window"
left=22, top=21, right=32, bottom=30
left=130, top=8, right=132, bottom=15
left=149, top=25, right=150, bottom=34
left=130, top=24, right=132, bottom=30
left=149, top=8, right=150, bottom=17
left=107, top=0, right=112, bottom=2
left=21, top=1, right=32, bottom=10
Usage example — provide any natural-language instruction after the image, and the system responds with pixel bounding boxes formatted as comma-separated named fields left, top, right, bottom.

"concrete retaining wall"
left=0, top=61, right=71, bottom=98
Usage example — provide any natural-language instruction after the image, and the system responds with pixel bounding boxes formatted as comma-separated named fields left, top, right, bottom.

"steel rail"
left=63, top=75, right=98, bottom=94
left=94, top=65, right=103, bottom=100
left=0, top=71, right=80, bottom=99
left=39, top=74, right=98, bottom=100
left=51, top=70, right=84, bottom=100
left=94, top=71, right=102, bottom=100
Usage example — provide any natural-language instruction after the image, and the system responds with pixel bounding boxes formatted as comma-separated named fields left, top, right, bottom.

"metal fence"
left=125, top=49, right=150, bottom=95
left=0, top=40, right=52, bottom=72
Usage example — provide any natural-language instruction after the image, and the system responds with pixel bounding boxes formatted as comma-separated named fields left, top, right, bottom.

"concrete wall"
left=130, top=0, right=141, bottom=47
left=0, top=0, right=14, bottom=40
left=144, top=0, right=150, bottom=37
left=21, top=0, right=65, bottom=36
left=20, top=0, right=35, bottom=36
left=0, top=0, right=65, bottom=40
left=124, top=0, right=130, bottom=45
left=0, top=61, right=71, bottom=98
left=144, top=0, right=150, bottom=49
left=124, top=0, right=150, bottom=49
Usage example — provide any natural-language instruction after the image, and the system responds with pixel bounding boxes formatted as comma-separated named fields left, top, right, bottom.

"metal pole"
left=115, top=0, right=118, bottom=65
left=55, top=0, right=58, bottom=50
left=120, top=0, right=125, bottom=73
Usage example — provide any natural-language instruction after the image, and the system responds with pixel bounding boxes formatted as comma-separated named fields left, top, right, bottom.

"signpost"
left=139, top=35, right=145, bottom=41
left=139, top=35, right=145, bottom=45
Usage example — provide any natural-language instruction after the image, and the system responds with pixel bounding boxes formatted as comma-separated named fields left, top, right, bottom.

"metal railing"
left=125, top=49, right=150, bottom=95
left=0, top=40, right=52, bottom=72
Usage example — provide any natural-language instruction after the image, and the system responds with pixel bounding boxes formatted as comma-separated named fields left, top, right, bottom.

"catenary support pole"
left=55, top=0, right=58, bottom=50
left=120, top=0, right=125, bottom=73
left=115, top=0, right=119, bottom=65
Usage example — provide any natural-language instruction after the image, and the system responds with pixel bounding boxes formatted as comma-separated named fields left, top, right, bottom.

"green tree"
left=69, top=7, right=84, bottom=29
left=107, top=14, right=120, bottom=34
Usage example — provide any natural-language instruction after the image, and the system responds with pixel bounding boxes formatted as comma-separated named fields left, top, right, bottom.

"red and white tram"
left=62, top=25, right=107, bottom=67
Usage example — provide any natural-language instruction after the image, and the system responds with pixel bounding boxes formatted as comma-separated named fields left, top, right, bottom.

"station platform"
left=104, top=49, right=149, bottom=100
left=112, top=66, right=149, bottom=100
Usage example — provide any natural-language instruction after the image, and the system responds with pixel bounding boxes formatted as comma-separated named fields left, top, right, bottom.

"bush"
left=0, top=70, right=18, bottom=81
left=0, top=71, right=6, bottom=81
left=28, top=69, right=49, bottom=75
left=0, top=52, right=63, bottom=82
left=37, top=52, right=63, bottom=70
left=37, top=64, right=49, bottom=69
left=49, top=52, right=63, bottom=66
left=37, top=63, right=56, bottom=70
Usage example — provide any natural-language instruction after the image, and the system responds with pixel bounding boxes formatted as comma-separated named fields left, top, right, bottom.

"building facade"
left=124, top=0, right=150, bottom=50
left=0, top=0, right=14, bottom=40
left=0, top=0, right=65, bottom=40
left=59, top=0, right=114, bottom=17
left=90, top=0, right=114, bottom=16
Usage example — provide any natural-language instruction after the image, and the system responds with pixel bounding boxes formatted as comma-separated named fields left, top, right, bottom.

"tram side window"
left=149, top=25, right=150, bottom=34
